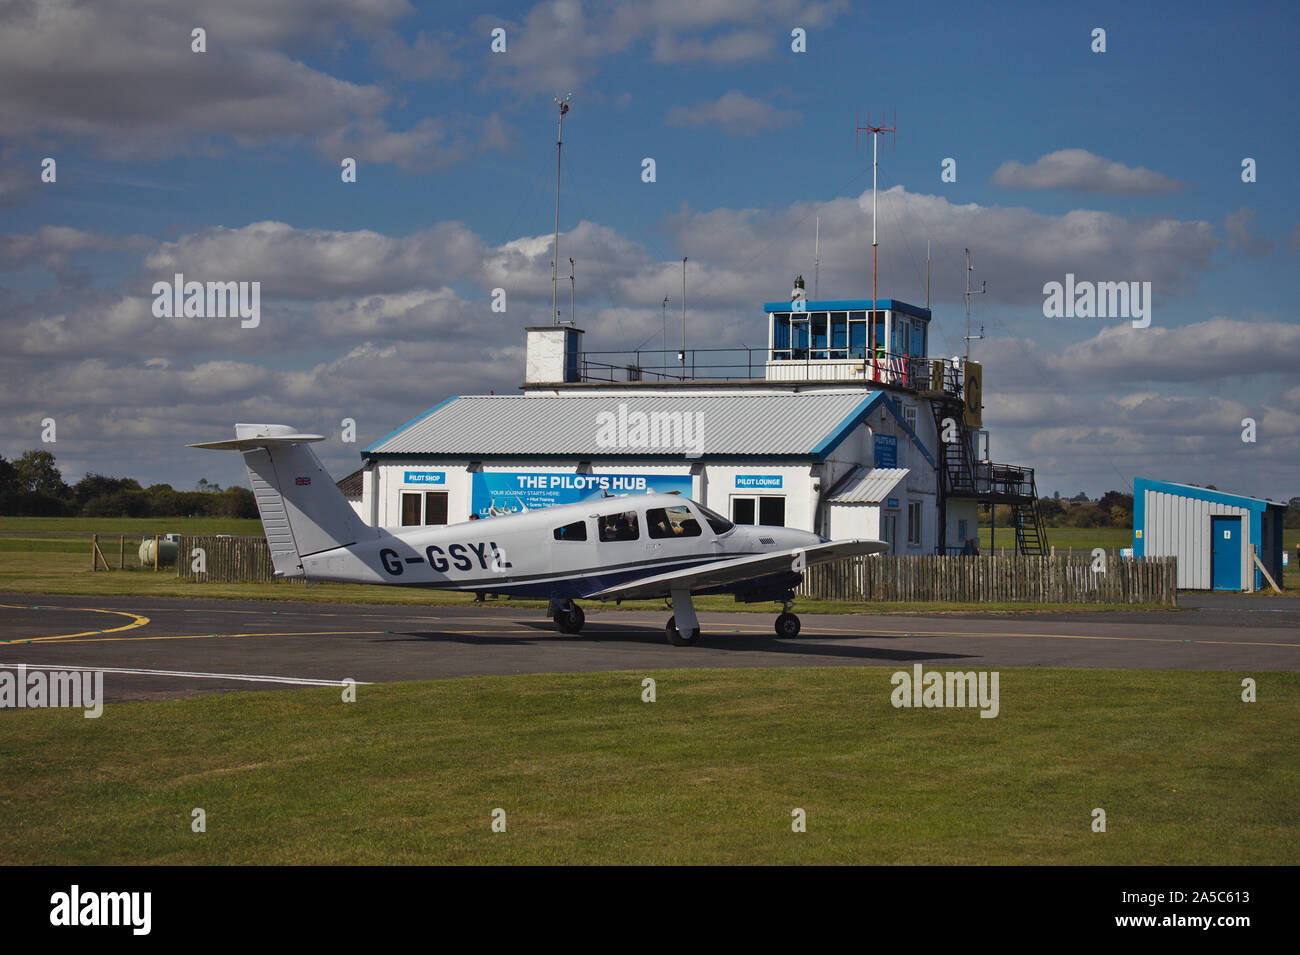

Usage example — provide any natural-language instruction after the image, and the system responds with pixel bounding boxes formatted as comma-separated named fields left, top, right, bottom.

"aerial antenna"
left=855, top=107, right=896, bottom=378
left=568, top=257, right=575, bottom=326
left=963, top=247, right=986, bottom=361
left=814, top=216, right=821, bottom=299
left=925, top=239, right=931, bottom=310
left=551, top=92, right=572, bottom=325
left=660, top=294, right=670, bottom=361
left=680, top=257, right=688, bottom=377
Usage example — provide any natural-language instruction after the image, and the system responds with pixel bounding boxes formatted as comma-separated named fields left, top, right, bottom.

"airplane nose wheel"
left=665, top=616, right=700, bottom=646
left=775, top=611, right=801, bottom=638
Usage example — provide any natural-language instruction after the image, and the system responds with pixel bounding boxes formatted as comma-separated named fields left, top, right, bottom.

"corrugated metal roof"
left=826, top=466, right=909, bottom=503
left=364, top=392, right=876, bottom=457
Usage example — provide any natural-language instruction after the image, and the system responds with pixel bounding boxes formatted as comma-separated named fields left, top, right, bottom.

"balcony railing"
left=579, top=348, right=761, bottom=382
left=576, top=346, right=944, bottom=389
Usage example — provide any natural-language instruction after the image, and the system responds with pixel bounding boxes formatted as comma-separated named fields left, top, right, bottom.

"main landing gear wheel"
left=555, top=604, right=585, bottom=634
left=774, top=612, right=801, bottom=638
left=665, top=615, right=700, bottom=646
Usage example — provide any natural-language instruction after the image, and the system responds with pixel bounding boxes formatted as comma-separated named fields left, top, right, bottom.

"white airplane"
left=192, top=424, right=888, bottom=645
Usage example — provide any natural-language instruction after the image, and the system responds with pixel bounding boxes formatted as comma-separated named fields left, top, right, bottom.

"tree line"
left=983, top=491, right=1298, bottom=529
left=0, top=449, right=257, bottom=519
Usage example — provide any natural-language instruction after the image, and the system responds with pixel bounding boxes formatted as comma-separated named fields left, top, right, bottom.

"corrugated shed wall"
left=1144, top=489, right=1250, bottom=589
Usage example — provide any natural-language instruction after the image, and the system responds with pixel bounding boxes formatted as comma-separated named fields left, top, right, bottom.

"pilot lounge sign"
left=470, top=471, right=692, bottom=517
left=735, top=475, right=783, bottom=489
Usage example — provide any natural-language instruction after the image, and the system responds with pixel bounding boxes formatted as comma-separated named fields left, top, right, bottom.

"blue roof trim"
left=363, top=452, right=832, bottom=462
left=362, top=395, right=459, bottom=454
left=810, top=393, right=880, bottom=460
left=1134, top=478, right=1272, bottom=512
left=763, top=299, right=931, bottom=320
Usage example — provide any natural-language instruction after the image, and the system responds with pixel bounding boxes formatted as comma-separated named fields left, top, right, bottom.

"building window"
left=903, top=404, right=917, bottom=434
left=598, top=510, right=640, bottom=542
left=647, top=505, right=702, bottom=538
left=400, top=492, right=421, bottom=526
left=424, top=492, right=448, bottom=525
left=907, top=501, right=922, bottom=546
left=732, top=495, right=786, bottom=526
left=882, top=514, right=897, bottom=552
left=554, top=520, right=588, bottom=541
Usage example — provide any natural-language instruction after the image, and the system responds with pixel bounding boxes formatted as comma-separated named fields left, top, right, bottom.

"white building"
left=348, top=294, right=1044, bottom=555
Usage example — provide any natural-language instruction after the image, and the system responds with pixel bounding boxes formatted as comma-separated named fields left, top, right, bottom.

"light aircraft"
left=193, top=424, right=888, bottom=645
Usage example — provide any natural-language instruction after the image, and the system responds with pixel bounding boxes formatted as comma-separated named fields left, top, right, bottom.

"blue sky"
left=2, top=0, right=1297, bottom=500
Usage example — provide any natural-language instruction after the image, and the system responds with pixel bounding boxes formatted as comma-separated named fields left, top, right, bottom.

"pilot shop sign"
left=471, top=471, right=692, bottom=516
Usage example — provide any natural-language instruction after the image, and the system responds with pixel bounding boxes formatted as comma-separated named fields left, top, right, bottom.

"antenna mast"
left=856, top=108, right=896, bottom=376
left=963, top=247, right=986, bottom=361
left=551, top=93, right=571, bottom=325
left=814, top=216, right=821, bottom=299
left=925, top=239, right=931, bottom=310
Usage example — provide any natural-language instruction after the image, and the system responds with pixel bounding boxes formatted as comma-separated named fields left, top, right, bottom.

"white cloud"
left=991, top=149, right=1187, bottom=196
left=666, top=90, right=799, bottom=136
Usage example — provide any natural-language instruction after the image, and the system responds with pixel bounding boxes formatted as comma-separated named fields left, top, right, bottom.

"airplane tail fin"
left=191, top=424, right=376, bottom=578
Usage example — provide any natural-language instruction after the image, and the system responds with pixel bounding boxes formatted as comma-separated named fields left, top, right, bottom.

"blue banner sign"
left=735, top=475, right=783, bottom=489
left=404, top=471, right=446, bottom=485
left=873, top=434, right=898, bottom=468
left=471, top=472, right=692, bottom=518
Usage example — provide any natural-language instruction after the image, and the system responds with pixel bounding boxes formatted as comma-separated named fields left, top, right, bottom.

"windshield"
left=693, top=503, right=734, bottom=535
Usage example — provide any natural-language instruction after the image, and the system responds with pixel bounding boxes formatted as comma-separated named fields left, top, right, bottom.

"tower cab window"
left=597, top=510, right=640, bottom=542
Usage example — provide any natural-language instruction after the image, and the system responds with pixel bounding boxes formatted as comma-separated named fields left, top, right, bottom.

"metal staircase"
left=1009, top=473, right=1048, bottom=556
left=925, top=366, right=1049, bottom=556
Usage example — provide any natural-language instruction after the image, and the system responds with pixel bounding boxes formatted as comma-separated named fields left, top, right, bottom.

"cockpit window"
left=647, top=505, right=702, bottom=539
left=553, top=520, right=587, bottom=541
left=694, top=503, right=734, bottom=535
left=597, top=510, right=640, bottom=542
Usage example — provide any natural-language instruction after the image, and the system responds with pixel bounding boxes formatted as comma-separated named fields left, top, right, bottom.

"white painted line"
left=0, top=662, right=369, bottom=687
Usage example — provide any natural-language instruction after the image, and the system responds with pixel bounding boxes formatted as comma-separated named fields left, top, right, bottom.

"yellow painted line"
left=0, top=603, right=150, bottom=644
left=27, top=628, right=541, bottom=645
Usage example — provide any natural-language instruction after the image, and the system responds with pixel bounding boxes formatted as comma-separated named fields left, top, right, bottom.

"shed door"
left=1210, top=516, right=1241, bottom=590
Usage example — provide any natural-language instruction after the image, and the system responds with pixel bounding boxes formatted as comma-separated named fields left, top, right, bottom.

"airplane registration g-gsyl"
left=192, top=424, right=889, bottom=645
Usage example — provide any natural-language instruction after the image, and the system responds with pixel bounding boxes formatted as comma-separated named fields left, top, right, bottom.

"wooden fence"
left=162, top=536, right=1177, bottom=604
left=174, top=535, right=277, bottom=583
left=799, top=553, right=1178, bottom=605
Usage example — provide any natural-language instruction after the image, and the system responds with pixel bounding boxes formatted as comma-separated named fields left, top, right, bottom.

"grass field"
left=0, top=517, right=1288, bottom=610
left=0, top=532, right=1176, bottom=615
left=0, top=516, right=263, bottom=537
left=1, top=667, right=1294, bottom=865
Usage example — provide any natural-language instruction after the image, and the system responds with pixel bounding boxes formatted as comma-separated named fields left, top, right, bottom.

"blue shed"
left=1133, top=479, right=1287, bottom=591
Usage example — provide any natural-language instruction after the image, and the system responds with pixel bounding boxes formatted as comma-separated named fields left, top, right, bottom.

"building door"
left=1211, top=516, right=1241, bottom=590
left=882, top=514, right=897, bottom=554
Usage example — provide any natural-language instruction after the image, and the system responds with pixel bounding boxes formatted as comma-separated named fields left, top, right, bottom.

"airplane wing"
left=589, top=539, right=887, bottom=602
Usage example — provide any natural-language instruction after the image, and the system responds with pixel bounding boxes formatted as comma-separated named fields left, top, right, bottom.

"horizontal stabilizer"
left=191, top=432, right=325, bottom=451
